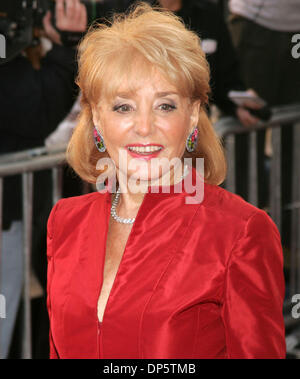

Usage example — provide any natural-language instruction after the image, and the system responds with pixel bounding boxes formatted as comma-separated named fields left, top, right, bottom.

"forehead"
left=95, top=55, right=190, bottom=105
left=115, top=69, right=179, bottom=98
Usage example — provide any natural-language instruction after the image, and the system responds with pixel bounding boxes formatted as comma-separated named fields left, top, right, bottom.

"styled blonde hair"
left=66, top=1, right=227, bottom=185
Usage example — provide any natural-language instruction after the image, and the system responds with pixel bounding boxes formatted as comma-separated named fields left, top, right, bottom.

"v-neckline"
left=96, top=187, right=149, bottom=324
left=95, top=165, right=195, bottom=325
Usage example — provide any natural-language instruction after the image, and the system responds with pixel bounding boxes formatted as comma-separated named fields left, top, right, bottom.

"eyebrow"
left=155, top=91, right=179, bottom=97
left=115, top=91, right=179, bottom=99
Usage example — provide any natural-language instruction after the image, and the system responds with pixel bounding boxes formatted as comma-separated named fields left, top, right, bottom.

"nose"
left=133, top=108, right=155, bottom=137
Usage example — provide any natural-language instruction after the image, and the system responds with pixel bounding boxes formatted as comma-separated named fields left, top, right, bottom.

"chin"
left=127, top=171, right=159, bottom=183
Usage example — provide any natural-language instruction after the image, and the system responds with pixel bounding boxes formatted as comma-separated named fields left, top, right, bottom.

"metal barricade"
left=0, top=145, right=75, bottom=359
left=214, top=102, right=300, bottom=357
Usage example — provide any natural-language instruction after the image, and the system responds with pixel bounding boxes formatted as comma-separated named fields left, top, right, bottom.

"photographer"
left=0, top=0, right=87, bottom=358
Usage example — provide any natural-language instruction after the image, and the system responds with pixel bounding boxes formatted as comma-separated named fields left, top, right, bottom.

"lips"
left=125, top=144, right=164, bottom=159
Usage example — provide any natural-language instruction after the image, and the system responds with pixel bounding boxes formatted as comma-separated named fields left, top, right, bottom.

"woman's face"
left=92, top=68, right=200, bottom=185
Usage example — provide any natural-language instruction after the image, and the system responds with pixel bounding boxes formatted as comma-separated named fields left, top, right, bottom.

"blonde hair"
left=66, top=1, right=227, bottom=185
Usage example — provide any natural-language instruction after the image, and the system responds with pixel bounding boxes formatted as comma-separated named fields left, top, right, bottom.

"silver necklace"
left=111, top=165, right=189, bottom=224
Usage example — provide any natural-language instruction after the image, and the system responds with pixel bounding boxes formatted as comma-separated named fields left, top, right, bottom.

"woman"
left=46, top=2, right=286, bottom=359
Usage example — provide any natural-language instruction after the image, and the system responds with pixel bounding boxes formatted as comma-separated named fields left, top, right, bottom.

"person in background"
left=0, top=0, right=87, bottom=359
left=144, top=0, right=270, bottom=207
left=228, top=0, right=300, bottom=244
left=148, top=0, right=262, bottom=127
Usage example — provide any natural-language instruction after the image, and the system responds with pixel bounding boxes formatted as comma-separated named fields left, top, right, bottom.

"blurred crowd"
left=0, top=0, right=299, bottom=358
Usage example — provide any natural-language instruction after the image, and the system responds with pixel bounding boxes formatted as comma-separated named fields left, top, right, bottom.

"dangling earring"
left=186, top=126, right=198, bottom=152
left=93, top=126, right=106, bottom=152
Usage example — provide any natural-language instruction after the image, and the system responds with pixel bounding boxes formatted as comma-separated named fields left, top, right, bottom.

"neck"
left=159, top=0, right=182, bottom=12
left=113, top=164, right=186, bottom=215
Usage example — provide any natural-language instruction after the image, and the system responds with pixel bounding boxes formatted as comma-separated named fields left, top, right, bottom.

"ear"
left=91, top=104, right=100, bottom=128
left=189, top=100, right=201, bottom=134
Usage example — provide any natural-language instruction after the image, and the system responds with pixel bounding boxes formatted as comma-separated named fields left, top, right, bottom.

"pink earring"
left=186, top=126, right=198, bottom=152
left=93, top=126, right=106, bottom=152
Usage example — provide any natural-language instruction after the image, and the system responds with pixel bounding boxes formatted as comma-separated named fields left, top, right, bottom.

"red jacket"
left=46, top=166, right=286, bottom=359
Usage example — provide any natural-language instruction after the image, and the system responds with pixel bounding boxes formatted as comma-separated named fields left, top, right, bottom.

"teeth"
left=128, top=146, right=162, bottom=153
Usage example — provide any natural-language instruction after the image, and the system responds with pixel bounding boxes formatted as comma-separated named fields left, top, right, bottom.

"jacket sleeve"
left=46, top=201, right=61, bottom=359
left=221, top=211, right=286, bottom=358
left=0, top=43, right=78, bottom=140
left=211, top=6, right=246, bottom=116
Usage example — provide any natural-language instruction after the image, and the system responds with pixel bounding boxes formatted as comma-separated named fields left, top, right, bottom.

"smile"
left=127, top=145, right=163, bottom=154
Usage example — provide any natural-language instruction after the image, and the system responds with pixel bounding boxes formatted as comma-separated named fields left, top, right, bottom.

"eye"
left=113, top=104, right=133, bottom=113
left=158, top=103, right=176, bottom=112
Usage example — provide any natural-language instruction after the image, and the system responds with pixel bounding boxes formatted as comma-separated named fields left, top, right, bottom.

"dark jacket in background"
left=0, top=44, right=78, bottom=230
left=146, top=0, right=246, bottom=115
left=176, top=0, right=245, bottom=114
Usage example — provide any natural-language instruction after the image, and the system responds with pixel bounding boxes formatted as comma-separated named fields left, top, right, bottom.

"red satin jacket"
left=46, top=167, right=286, bottom=359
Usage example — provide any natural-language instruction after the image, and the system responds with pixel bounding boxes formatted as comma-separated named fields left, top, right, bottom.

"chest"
left=97, top=220, right=133, bottom=322
left=49, top=195, right=234, bottom=358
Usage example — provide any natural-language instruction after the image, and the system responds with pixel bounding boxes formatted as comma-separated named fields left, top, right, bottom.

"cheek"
left=101, top=116, right=132, bottom=146
left=165, top=116, right=190, bottom=149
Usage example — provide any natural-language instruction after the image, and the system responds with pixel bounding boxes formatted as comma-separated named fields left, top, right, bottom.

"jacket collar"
left=99, top=165, right=204, bottom=205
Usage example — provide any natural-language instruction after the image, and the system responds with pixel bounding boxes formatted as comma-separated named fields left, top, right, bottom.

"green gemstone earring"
left=186, top=126, right=198, bottom=152
left=93, top=126, right=106, bottom=153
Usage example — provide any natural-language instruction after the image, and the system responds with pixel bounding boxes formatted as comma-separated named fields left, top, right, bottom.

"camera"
left=0, top=0, right=50, bottom=64
left=0, top=0, right=116, bottom=65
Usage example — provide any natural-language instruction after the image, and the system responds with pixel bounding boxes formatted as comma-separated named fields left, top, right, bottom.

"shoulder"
left=180, top=1, right=222, bottom=39
left=54, top=191, right=101, bottom=211
left=186, top=0, right=221, bottom=17
left=199, top=183, right=282, bottom=264
left=202, top=182, right=259, bottom=218
left=201, top=182, right=279, bottom=237
left=47, top=191, right=107, bottom=238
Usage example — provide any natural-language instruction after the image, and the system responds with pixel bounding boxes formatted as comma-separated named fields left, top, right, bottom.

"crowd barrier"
left=0, top=102, right=300, bottom=358
left=215, top=102, right=300, bottom=358
left=0, top=146, right=66, bottom=358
